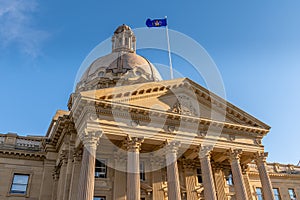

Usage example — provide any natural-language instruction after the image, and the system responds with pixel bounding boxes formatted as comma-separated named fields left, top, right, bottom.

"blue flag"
left=146, top=18, right=167, bottom=27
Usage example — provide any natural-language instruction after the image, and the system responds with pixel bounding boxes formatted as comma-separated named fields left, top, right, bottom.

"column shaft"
left=228, top=149, right=248, bottom=200
left=77, top=131, right=101, bottom=200
left=255, top=152, right=275, bottom=200
left=77, top=147, right=97, bottom=200
left=199, top=146, right=217, bottom=200
left=126, top=137, right=143, bottom=200
left=166, top=141, right=181, bottom=200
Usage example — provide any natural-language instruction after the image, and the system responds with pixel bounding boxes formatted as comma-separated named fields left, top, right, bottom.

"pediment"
left=79, top=78, right=270, bottom=131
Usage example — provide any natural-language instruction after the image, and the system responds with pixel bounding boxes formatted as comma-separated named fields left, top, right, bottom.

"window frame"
left=256, top=187, right=263, bottom=200
left=196, top=168, right=203, bottom=184
left=93, top=196, right=106, bottom=200
left=95, top=159, right=107, bottom=179
left=8, top=173, right=31, bottom=197
left=273, top=188, right=281, bottom=200
left=140, top=161, right=146, bottom=181
left=226, top=173, right=234, bottom=186
left=288, top=188, right=297, bottom=200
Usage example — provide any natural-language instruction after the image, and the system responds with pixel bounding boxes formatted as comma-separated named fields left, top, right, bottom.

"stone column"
left=69, top=149, right=82, bottom=200
left=255, top=152, right=275, bottom=200
left=150, top=158, right=165, bottom=200
left=126, top=137, right=144, bottom=200
left=77, top=131, right=101, bottom=200
left=228, top=149, right=248, bottom=200
left=113, top=151, right=127, bottom=200
left=198, top=146, right=217, bottom=200
left=165, top=141, right=181, bottom=200
left=183, top=160, right=198, bottom=200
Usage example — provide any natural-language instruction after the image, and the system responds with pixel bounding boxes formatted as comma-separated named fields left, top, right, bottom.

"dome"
left=76, top=24, right=162, bottom=92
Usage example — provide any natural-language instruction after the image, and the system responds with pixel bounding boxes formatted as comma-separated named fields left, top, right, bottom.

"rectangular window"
left=95, top=159, right=107, bottom=178
left=256, top=187, right=263, bottom=200
left=94, top=197, right=106, bottom=200
left=140, top=161, right=145, bottom=181
left=196, top=168, right=203, bottom=184
left=226, top=173, right=234, bottom=186
left=273, top=188, right=281, bottom=200
left=288, top=188, right=297, bottom=200
left=10, top=174, right=29, bottom=195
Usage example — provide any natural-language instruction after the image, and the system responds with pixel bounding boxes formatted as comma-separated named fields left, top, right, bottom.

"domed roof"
left=76, top=24, right=162, bottom=92
left=114, top=24, right=131, bottom=34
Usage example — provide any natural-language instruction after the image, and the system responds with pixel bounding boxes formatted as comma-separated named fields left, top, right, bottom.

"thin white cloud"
left=0, top=0, right=49, bottom=57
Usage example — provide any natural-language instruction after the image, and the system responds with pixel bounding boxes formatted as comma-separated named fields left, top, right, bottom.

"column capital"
left=227, top=148, right=243, bottom=161
left=254, top=151, right=268, bottom=164
left=199, top=145, right=213, bottom=159
left=241, top=164, right=250, bottom=174
left=165, top=140, right=181, bottom=154
left=81, top=130, right=102, bottom=147
left=73, top=148, right=83, bottom=162
left=126, top=136, right=144, bottom=152
left=52, top=167, right=59, bottom=181
left=59, top=150, right=69, bottom=165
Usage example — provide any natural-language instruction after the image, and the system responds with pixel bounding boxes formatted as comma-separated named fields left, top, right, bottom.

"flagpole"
left=165, top=16, right=173, bottom=79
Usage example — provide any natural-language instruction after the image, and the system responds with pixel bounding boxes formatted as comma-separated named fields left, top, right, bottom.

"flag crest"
left=146, top=18, right=167, bottom=27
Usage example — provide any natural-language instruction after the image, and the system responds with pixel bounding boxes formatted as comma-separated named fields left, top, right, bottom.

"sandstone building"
left=0, top=25, right=299, bottom=200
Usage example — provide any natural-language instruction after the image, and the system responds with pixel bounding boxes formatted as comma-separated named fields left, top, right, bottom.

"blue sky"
left=0, top=0, right=299, bottom=164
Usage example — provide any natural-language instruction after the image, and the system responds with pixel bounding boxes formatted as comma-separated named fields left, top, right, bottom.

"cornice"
left=73, top=78, right=270, bottom=130
left=77, top=98, right=269, bottom=136
left=0, top=149, right=45, bottom=160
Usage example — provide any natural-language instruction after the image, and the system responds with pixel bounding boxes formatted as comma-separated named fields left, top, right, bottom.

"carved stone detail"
left=170, top=95, right=198, bottom=116
left=126, top=136, right=144, bottom=152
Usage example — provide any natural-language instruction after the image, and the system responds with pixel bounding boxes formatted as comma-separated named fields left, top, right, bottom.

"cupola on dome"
left=76, top=24, right=162, bottom=92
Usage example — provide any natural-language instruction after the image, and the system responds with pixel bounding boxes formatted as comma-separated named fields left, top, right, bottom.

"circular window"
left=98, top=71, right=105, bottom=77
left=135, top=71, right=142, bottom=76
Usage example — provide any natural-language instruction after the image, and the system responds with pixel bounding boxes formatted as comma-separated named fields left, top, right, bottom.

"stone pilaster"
left=57, top=150, right=68, bottom=200
left=69, top=149, right=82, bottom=200
left=242, top=165, right=254, bottom=200
left=213, top=166, right=227, bottom=200
left=183, top=159, right=198, bottom=200
left=228, top=149, right=248, bottom=200
left=113, top=151, right=127, bottom=200
left=165, top=141, right=181, bottom=200
left=254, top=152, right=275, bottom=200
left=51, top=169, right=59, bottom=200
left=63, top=147, right=74, bottom=200
left=39, top=160, right=56, bottom=200
left=150, top=158, right=165, bottom=200
left=77, top=131, right=101, bottom=200
left=126, top=137, right=144, bottom=200
left=199, top=146, right=217, bottom=200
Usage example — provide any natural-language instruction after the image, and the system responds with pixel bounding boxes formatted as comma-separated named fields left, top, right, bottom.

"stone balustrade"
left=248, top=162, right=300, bottom=175
left=0, top=133, right=43, bottom=151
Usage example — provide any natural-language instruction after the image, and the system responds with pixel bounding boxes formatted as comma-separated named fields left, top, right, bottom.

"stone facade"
left=0, top=25, right=299, bottom=200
